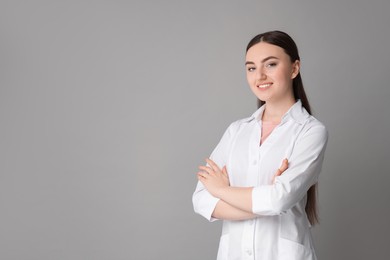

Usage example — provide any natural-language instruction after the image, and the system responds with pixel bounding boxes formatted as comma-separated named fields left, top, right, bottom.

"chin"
left=256, top=95, right=270, bottom=102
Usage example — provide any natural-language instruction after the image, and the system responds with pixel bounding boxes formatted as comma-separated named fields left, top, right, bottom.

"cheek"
left=273, top=68, right=291, bottom=82
left=246, top=73, right=254, bottom=84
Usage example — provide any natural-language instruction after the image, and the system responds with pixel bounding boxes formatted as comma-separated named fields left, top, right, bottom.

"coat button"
left=246, top=249, right=252, bottom=256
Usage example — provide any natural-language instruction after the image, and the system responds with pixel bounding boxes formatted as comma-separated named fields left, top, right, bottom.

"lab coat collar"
left=244, top=100, right=310, bottom=125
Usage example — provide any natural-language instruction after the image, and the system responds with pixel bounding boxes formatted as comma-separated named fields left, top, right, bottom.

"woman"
left=192, top=31, right=328, bottom=260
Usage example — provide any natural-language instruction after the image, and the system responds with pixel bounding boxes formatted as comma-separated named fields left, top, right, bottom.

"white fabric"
left=192, top=100, right=328, bottom=260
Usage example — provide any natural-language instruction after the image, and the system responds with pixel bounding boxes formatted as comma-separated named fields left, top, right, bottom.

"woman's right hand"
left=272, top=158, right=288, bottom=184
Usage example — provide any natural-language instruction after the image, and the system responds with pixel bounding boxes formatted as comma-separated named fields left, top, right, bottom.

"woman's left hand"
left=197, top=158, right=229, bottom=198
left=272, top=158, right=289, bottom=184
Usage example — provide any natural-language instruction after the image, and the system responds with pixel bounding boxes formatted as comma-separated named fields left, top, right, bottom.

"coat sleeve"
left=192, top=122, right=237, bottom=221
left=252, top=123, right=328, bottom=215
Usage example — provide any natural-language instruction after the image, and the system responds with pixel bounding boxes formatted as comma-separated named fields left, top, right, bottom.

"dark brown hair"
left=246, top=30, right=319, bottom=225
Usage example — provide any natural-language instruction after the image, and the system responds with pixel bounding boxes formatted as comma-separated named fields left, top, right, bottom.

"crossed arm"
left=197, top=158, right=288, bottom=221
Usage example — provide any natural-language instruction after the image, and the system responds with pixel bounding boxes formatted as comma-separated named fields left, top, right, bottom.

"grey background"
left=1, top=0, right=389, bottom=259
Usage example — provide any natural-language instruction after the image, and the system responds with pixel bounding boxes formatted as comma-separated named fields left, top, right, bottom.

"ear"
left=291, top=60, right=300, bottom=79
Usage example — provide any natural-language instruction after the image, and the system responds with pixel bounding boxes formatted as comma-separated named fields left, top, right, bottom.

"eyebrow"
left=245, top=56, right=279, bottom=66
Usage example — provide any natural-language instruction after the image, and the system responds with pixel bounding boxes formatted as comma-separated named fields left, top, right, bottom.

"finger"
left=199, top=165, right=213, bottom=174
left=273, top=171, right=282, bottom=184
left=197, top=175, right=206, bottom=183
left=275, top=159, right=289, bottom=178
left=275, top=169, right=283, bottom=177
left=222, top=167, right=230, bottom=184
left=205, top=158, right=221, bottom=172
left=279, top=159, right=289, bottom=173
left=222, top=166, right=228, bottom=176
left=197, top=171, right=208, bottom=179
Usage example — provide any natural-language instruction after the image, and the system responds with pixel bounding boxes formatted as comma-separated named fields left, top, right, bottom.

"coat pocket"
left=216, top=234, right=229, bottom=260
left=280, top=209, right=310, bottom=244
left=278, top=237, right=316, bottom=260
left=279, top=211, right=316, bottom=259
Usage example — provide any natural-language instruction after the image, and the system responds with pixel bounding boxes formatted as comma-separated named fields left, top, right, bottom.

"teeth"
left=258, top=83, right=271, bottom=88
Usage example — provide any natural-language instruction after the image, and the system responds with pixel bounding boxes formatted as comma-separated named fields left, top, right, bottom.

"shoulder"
left=226, top=115, right=255, bottom=133
left=293, top=102, right=327, bottom=137
left=216, top=115, right=255, bottom=143
left=300, top=115, right=328, bottom=143
left=306, top=115, right=327, bottom=132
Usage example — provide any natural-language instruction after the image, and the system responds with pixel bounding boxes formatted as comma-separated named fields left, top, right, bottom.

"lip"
left=257, top=83, right=273, bottom=89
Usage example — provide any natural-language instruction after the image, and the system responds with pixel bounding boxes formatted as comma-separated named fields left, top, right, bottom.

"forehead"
left=246, top=42, right=288, bottom=61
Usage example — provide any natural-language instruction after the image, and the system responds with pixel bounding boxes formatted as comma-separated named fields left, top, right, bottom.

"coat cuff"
left=252, top=185, right=278, bottom=215
left=193, top=191, right=221, bottom=222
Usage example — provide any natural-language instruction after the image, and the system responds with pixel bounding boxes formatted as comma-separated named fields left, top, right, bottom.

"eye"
left=266, top=62, right=277, bottom=68
left=247, top=67, right=256, bottom=72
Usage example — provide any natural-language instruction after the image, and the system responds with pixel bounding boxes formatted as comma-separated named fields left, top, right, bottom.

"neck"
left=262, top=97, right=296, bottom=122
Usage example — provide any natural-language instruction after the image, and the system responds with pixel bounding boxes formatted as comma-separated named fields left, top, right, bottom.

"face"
left=245, top=42, right=300, bottom=104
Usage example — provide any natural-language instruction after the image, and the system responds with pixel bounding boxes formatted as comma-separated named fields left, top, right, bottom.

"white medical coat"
left=192, top=100, right=328, bottom=260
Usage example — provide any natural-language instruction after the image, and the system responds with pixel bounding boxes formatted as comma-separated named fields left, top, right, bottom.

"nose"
left=256, top=67, right=266, bottom=81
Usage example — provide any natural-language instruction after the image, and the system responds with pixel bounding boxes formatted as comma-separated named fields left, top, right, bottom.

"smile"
left=258, top=83, right=272, bottom=89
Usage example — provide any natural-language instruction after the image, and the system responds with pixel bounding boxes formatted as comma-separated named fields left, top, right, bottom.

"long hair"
left=246, top=31, right=319, bottom=225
